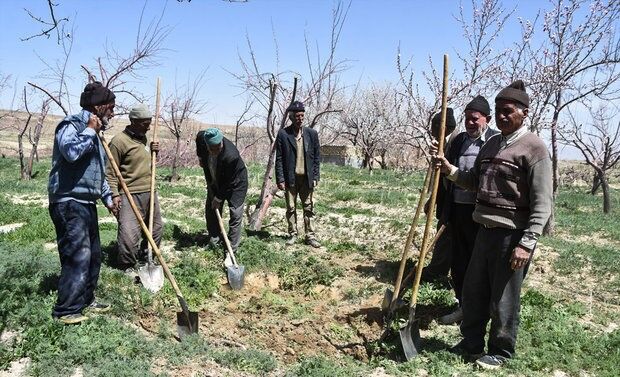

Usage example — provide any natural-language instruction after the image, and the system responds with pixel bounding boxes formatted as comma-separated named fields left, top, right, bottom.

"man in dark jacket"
left=196, top=128, right=248, bottom=265
left=48, top=81, right=117, bottom=324
left=435, top=96, right=499, bottom=325
left=275, top=101, right=321, bottom=248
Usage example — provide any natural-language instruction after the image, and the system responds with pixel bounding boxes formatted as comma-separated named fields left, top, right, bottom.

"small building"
left=320, top=145, right=362, bottom=168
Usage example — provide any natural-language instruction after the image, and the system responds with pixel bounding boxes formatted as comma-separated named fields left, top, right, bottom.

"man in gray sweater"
left=434, top=80, right=553, bottom=369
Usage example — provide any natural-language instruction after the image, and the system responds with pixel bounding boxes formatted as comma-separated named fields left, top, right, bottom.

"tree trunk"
left=170, top=135, right=181, bottom=181
left=18, top=131, right=27, bottom=180
left=25, top=103, right=49, bottom=180
left=600, top=173, right=611, bottom=214
left=248, top=141, right=278, bottom=231
left=591, top=173, right=601, bottom=195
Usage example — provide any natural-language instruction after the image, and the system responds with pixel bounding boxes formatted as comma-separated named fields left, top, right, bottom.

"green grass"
left=1, top=156, right=619, bottom=376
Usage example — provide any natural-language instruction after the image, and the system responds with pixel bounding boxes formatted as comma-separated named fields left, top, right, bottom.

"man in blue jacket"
left=275, top=101, right=321, bottom=248
left=48, top=81, right=117, bottom=324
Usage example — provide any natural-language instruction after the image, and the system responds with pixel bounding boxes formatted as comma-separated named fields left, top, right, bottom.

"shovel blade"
left=137, top=264, right=165, bottom=293
left=399, top=319, right=422, bottom=360
left=381, top=289, right=394, bottom=314
left=227, top=264, right=245, bottom=290
left=176, top=311, right=199, bottom=338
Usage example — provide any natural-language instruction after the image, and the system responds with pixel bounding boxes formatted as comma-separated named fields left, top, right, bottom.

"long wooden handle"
left=390, top=162, right=433, bottom=310
left=148, top=78, right=161, bottom=246
left=215, top=208, right=238, bottom=266
left=409, top=54, right=449, bottom=310
left=100, top=134, right=185, bottom=301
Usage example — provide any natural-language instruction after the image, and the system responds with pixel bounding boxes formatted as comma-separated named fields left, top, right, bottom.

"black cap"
left=79, top=81, right=115, bottom=108
left=286, top=101, right=305, bottom=112
left=465, top=95, right=491, bottom=116
left=431, top=107, right=457, bottom=138
left=495, top=80, right=529, bottom=108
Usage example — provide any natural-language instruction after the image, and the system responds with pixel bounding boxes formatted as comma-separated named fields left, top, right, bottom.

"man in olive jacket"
left=196, top=128, right=248, bottom=263
left=275, top=101, right=321, bottom=248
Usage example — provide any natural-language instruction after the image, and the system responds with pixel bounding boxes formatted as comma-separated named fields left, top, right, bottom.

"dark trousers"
left=449, top=203, right=479, bottom=303
left=460, top=227, right=531, bottom=358
left=205, top=187, right=244, bottom=252
left=422, top=222, right=452, bottom=282
left=117, top=192, right=163, bottom=268
left=49, top=201, right=101, bottom=317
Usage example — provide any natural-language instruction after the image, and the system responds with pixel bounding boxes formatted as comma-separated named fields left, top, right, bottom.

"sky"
left=0, top=0, right=588, bottom=158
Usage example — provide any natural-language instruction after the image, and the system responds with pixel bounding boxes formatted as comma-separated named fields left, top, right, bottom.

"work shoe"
left=448, top=341, right=484, bottom=361
left=475, top=355, right=508, bottom=370
left=285, top=235, right=297, bottom=246
left=437, top=307, right=463, bottom=325
left=305, top=238, right=321, bottom=248
left=55, top=313, right=89, bottom=325
left=224, top=252, right=233, bottom=268
left=208, top=236, right=222, bottom=248
left=86, top=301, right=111, bottom=313
left=123, top=267, right=141, bottom=284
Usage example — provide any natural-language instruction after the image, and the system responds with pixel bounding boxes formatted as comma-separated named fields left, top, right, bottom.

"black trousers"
left=449, top=203, right=479, bottom=303
left=421, top=222, right=452, bottom=282
left=460, top=227, right=532, bottom=358
left=49, top=201, right=101, bottom=317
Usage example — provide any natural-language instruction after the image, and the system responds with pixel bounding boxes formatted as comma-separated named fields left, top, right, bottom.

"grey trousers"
left=205, top=188, right=244, bottom=252
left=460, top=226, right=531, bottom=358
left=117, top=192, right=163, bottom=269
left=284, top=174, right=316, bottom=240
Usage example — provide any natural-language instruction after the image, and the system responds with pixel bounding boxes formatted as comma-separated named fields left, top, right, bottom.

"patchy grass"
left=0, top=156, right=619, bottom=376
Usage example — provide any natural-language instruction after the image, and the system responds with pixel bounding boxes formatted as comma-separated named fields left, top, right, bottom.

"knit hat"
left=465, top=95, right=491, bottom=116
left=202, top=128, right=223, bottom=146
left=129, top=104, right=152, bottom=120
left=495, top=80, right=529, bottom=108
left=287, top=101, right=305, bottom=113
left=79, top=81, right=116, bottom=108
left=431, top=107, right=457, bottom=138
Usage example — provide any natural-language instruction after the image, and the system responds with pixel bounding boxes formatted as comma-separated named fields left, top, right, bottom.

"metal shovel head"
left=176, top=310, right=199, bottom=338
left=227, top=264, right=245, bottom=290
left=399, top=318, right=422, bottom=360
left=137, top=263, right=165, bottom=293
left=381, top=289, right=394, bottom=314
left=382, top=289, right=407, bottom=316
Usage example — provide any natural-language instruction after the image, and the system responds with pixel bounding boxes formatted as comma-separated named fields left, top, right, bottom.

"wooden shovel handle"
left=215, top=208, right=238, bottom=266
left=148, top=78, right=161, bottom=245
left=100, top=134, right=186, bottom=303
left=390, top=162, right=433, bottom=310
left=409, top=54, right=449, bottom=310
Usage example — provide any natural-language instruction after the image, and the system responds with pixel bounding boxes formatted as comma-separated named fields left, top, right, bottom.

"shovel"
left=138, top=77, right=165, bottom=293
left=381, top=223, right=446, bottom=314
left=382, top=163, right=432, bottom=318
left=100, top=133, right=199, bottom=337
left=399, top=54, right=449, bottom=360
left=215, top=208, right=245, bottom=290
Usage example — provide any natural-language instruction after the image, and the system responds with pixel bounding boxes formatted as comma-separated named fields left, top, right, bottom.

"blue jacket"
left=48, top=110, right=112, bottom=205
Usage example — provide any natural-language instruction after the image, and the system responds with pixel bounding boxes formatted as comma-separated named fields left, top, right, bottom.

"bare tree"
left=396, top=0, right=511, bottom=154
left=335, top=83, right=400, bottom=170
left=21, top=0, right=69, bottom=44
left=535, top=0, right=620, bottom=195
left=560, top=105, right=620, bottom=213
left=18, top=88, right=51, bottom=180
left=160, top=71, right=208, bottom=181
left=233, top=1, right=350, bottom=231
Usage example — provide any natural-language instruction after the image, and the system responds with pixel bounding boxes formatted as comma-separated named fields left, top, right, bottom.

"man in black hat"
left=275, top=101, right=321, bottom=248
left=433, top=96, right=499, bottom=325
left=434, top=81, right=552, bottom=369
left=48, top=81, right=117, bottom=324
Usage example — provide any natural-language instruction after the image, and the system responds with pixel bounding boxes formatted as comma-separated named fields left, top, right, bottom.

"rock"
left=285, top=347, right=296, bottom=355
left=552, top=371, right=568, bottom=377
